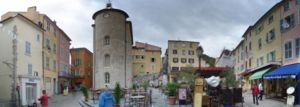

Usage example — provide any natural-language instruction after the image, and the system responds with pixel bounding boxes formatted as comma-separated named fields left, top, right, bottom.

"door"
left=53, top=78, right=56, bottom=95
left=26, top=83, right=37, bottom=106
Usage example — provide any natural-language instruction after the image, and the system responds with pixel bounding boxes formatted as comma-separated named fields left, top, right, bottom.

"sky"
left=0, top=0, right=280, bottom=57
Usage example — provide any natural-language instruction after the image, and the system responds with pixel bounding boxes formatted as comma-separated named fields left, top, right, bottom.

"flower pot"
left=114, top=104, right=120, bottom=107
left=168, top=96, right=177, bottom=105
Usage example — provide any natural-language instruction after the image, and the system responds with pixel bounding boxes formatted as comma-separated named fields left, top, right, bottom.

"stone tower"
left=92, top=3, right=133, bottom=89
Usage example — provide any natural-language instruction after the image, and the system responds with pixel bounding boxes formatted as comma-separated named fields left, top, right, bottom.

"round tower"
left=93, top=4, right=132, bottom=89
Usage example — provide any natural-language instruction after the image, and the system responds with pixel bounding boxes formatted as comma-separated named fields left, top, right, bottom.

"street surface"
left=48, top=92, right=82, bottom=107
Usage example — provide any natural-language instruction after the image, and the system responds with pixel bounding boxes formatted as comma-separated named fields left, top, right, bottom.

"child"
left=39, top=90, right=48, bottom=107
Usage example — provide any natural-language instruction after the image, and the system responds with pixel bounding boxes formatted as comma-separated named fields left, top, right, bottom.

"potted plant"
left=165, top=82, right=178, bottom=105
left=143, top=81, right=149, bottom=91
left=80, top=85, right=89, bottom=102
left=113, top=82, right=121, bottom=107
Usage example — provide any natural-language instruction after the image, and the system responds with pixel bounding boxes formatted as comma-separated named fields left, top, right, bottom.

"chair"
left=123, top=89, right=132, bottom=107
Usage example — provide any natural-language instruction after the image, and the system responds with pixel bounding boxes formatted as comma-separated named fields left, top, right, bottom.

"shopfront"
left=19, top=75, right=41, bottom=106
left=263, top=63, right=300, bottom=104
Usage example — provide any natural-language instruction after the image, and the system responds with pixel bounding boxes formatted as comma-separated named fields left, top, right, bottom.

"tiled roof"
left=135, top=41, right=161, bottom=51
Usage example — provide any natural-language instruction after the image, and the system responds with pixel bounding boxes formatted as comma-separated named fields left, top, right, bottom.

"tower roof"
left=92, top=8, right=129, bottom=20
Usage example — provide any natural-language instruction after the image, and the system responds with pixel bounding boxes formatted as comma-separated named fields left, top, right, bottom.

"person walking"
left=251, top=83, right=259, bottom=105
left=99, top=86, right=115, bottom=107
left=39, top=90, right=48, bottom=107
left=258, top=82, right=264, bottom=100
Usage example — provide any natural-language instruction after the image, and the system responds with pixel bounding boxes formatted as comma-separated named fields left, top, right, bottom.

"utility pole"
left=11, top=25, right=18, bottom=107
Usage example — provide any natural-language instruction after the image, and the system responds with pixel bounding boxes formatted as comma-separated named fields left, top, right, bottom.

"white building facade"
left=0, top=14, right=43, bottom=106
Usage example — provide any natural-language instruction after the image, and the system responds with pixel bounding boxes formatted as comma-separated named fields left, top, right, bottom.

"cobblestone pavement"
left=48, top=91, right=82, bottom=107
left=243, top=91, right=285, bottom=107
left=151, top=88, right=192, bottom=107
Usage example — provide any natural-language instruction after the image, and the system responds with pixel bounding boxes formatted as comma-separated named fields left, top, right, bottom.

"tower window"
left=104, top=54, right=110, bottom=67
left=104, top=36, right=110, bottom=45
left=105, top=72, right=110, bottom=83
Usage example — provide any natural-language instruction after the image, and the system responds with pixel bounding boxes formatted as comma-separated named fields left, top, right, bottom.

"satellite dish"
left=287, top=87, right=295, bottom=95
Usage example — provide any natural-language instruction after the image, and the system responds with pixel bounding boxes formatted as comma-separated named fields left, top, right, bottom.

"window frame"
left=25, top=41, right=31, bottom=55
left=284, top=41, right=293, bottom=59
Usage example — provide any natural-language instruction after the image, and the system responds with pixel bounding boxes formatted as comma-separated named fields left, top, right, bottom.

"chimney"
left=27, top=6, right=37, bottom=13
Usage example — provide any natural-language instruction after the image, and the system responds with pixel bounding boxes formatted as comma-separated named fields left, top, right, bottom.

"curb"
left=78, top=97, right=94, bottom=107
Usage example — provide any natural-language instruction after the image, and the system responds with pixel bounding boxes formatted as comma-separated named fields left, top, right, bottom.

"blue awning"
left=263, top=63, right=300, bottom=79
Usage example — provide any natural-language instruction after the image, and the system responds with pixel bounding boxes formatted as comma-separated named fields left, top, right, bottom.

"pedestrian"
left=99, top=85, right=115, bottom=107
left=251, top=82, right=259, bottom=105
left=258, top=82, right=264, bottom=100
left=39, top=90, right=48, bottom=107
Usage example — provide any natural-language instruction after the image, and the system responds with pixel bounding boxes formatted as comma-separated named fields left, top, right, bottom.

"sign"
left=194, top=93, right=202, bottom=107
left=195, top=77, right=203, bottom=85
left=178, top=88, right=187, bottom=100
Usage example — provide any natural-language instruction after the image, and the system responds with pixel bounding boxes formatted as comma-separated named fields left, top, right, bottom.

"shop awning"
left=264, top=63, right=300, bottom=79
left=249, top=68, right=271, bottom=80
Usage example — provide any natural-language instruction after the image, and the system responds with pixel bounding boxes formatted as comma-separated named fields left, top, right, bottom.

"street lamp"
left=196, top=46, right=203, bottom=69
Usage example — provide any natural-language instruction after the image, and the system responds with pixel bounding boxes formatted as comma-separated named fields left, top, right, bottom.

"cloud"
left=0, top=0, right=280, bottom=57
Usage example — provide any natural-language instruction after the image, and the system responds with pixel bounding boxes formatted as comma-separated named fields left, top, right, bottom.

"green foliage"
left=287, top=76, right=299, bottom=87
left=113, top=82, right=121, bottom=105
left=165, top=82, right=178, bottom=96
left=143, top=81, right=149, bottom=90
left=80, top=85, right=89, bottom=101
left=132, top=83, right=137, bottom=90
left=221, top=68, right=236, bottom=87
left=174, top=66, right=195, bottom=85
left=201, top=54, right=216, bottom=67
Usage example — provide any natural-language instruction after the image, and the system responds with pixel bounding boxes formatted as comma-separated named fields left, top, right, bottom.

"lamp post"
left=194, top=46, right=203, bottom=107
left=196, top=46, right=203, bottom=69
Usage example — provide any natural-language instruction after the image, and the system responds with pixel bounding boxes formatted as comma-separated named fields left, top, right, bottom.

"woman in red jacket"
left=251, top=83, right=259, bottom=105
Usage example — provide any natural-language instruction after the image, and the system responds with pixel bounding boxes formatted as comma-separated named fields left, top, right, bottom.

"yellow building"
left=232, top=2, right=283, bottom=91
left=2, top=6, right=63, bottom=96
left=132, top=42, right=161, bottom=77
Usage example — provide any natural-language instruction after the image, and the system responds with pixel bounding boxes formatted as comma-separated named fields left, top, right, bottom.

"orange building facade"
left=70, top=48, right=93, bottom=89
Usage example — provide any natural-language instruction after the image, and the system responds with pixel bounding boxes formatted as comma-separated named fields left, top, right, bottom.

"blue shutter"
left=291, top=14, right=295, bottom=28
left=280, top=19, right=284, bottom=32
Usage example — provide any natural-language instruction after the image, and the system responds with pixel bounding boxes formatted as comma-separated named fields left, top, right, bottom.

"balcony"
left=59, top=71, right=72, bottom=78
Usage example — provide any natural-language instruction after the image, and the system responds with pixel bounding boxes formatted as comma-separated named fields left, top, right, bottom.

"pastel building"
left=280, top=0, right=300, bottom=65
left=0, top=14, right=43, bottom=106
left=1, top=6, right=70, bottom=96
left=132, top=41, right=161, bottom=77
left=57, top=29, right=71, bottom=94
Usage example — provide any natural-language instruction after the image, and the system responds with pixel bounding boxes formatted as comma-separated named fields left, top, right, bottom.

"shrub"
left=80, top=85, right=89, bottom=101
left=114, top=82, right=121, bottom=105
left=165, top=82, right=178, bottom=97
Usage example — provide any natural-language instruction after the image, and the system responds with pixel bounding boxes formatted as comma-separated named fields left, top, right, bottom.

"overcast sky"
left=0, top=0, right=280, bottom=57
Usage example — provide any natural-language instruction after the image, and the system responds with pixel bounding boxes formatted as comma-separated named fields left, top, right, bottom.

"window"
left=257, top=57, right=264, bottom=67
left=266, top=29, right=275, bottom=43
left=188, top=58, right=194, bottom=63
left=267, top=51, right=276, bottom=62
left=296, top=38, right=300, bottom=56
left=105, top=72, right=110, bottom=83
left=181, top=58, right=187, bottom=63
left=188, top=50, right=194, bottom=55
left=53, top=44, right=56, bottom=54
left=249, top=42, right=252, bottom=50
left=46, top=57, right=49, bottom=69
left=171, top=67, right=179, bottom=72
left=189, top=43, right=193, bottom=48
left=182, top=50, right=186, bottom=55
left=104, top=36, right=110, bottom=45
left=141, top=64, right=144, bottom=68
left=151, top=58, right=155, bottom=62
left=141, top=56, right=144, bottom=59
left=104, top=54, right=110, bottom=67
left=36, top=34, right=40, bottom=42
left=75, top=69, right=80, bottom=76
left=268, top=15, right=274, bottom=24
left=46, top=39, right=50, bottom=48
left=285, top=41, right=292, bottom=59
left=173, top=58, right=178, bottom=63
left=249, top=58, right=252, bottom=68
left=75, top=59, right=81, bottom=65
left=173, top=50, right=177, bottom=54
left=25, top=41, right=31, bottom=55
left=283, top=1, right=290, bottom=12
left=54, top=28, right=56, bottom=37
left=28, top=64, right=32, bottom=76
left=46, top=22, right=50, bottom=31
left=258, top=38, right=262, bottom=49
left=53, top=60, right=56, bottom=70
left=281, top=14, right=295, bottom=32
left=295, top=0, right=300, bottom=5
left=256, top=24, right=264, bottom=34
